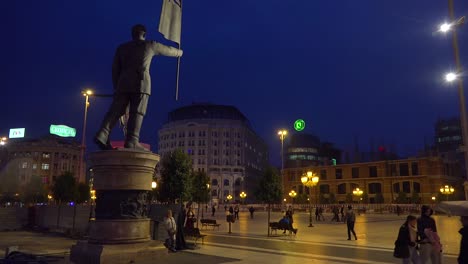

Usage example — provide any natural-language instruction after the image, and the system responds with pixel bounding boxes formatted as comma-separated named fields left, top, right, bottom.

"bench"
left=200, top=219, right=221, bottom=230
left=184, top=227, right=207, bottom=245
left=269, top=222, right=297, bottom=236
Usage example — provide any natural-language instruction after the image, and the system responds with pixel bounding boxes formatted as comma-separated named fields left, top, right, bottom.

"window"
left=352, top=167, right=359, bottom=178
left=399, top=163, right=409, bottom=176
left=402, top=181, right=411, bottom=193
left=211, top=179, right=218, bottom=186
left=337, top=183, right=346, bottom=194
left=319, top=184, right=330, bottom=194
left=211, top=190, right=217, bottom=197
left=393, top=183, right=400, bottom=193
left=32, top=164, right=37, bottom=170
left=223, top=190, right=229, bottom=197
left=369, top=166, right=378, bottom=177
left=413, top=182, right=421, bottom=193
left=320, top=170, right=327, bottom=180
left=335, top=168, right=342, bottom=179
left=42, top=153, right=50, bottom=159
left=235, top=178, right=242, bottom=186
left=390, top=164, right=397, bottom=176
left=411, top=162, right=419, bottom=176
left=41, top=163, right=50, bottom=170
left=350, top=183, right=359, bottom=191
left=22, top=162, right=28, bottom=169
left=368, top=183, right=382, bottom=194
left=224, top=179, right=230, bottom=186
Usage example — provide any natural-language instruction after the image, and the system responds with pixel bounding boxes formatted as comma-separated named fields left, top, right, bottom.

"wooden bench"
left=184, top=228, right=207, bottom=245
left=200, top=219, right=221, bottom=230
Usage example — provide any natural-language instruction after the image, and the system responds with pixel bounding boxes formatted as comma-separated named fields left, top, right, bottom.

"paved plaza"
left=0, top=210, right=463, bottom=263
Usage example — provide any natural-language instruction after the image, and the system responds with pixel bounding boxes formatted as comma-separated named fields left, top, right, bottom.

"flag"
left=158, top=0, right=182, bottom=44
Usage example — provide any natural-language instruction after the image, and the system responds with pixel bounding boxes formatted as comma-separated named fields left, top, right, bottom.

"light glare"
left=440, top=23, right=451, bottom=32
left=445, top=72, right=457, bottom=82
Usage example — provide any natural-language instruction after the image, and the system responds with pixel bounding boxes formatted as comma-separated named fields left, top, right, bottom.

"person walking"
left=229, top=206, right=234, bottom=215
left=249, top=206, right=255, bottom=219
left=211, top=205, right=216, bottom=217
left=234, top=205, right=240, bottom=220
left=417, top=205, right=441, bottom=264
left=315, top=207, right=320, bottom=221
left=163, top=210, right=177, bottom=252
left=340, top=206, right=345, bottom=222
left=346, top=205, right=357, bottom=240
left=393, top=215, right=420, bottom=264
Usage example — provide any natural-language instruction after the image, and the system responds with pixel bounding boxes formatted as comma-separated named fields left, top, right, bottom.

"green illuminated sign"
left=294, top=119, right=305, bottom=131
left=50, top=125, right=76, bottom=138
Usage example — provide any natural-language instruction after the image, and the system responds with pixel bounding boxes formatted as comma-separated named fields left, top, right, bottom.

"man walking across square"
left=346, top=205, right=357, bottom=240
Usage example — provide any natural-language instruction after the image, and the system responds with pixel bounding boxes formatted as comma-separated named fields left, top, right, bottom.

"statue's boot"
left=94, top=111, right=119, bottom=150
left=124, top=113, right=149, bottom=151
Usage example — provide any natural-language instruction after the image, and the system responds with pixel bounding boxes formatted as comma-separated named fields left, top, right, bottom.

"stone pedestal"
left=70, top=150, right=160, bottom=263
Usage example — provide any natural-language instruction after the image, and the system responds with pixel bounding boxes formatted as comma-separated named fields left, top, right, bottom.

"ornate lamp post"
left=440, top=185, right=455, bottom=201
left=278, top=130, right=288, bottom=194
left=353, top=188, right=363, bottom=203
left=288, top=190, right=297, bottom=208
left=301, top=171, right=319, bottom=227
left=240, top=191, right=247, bottom=205
left=227, top=194, right=233, bottom=203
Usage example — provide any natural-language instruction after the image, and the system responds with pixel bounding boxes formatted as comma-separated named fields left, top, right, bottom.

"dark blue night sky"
left=1, top=1, right=468, bottom=165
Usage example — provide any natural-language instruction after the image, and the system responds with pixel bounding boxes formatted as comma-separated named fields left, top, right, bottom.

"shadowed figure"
left=94, top=24, right=182, bottom=151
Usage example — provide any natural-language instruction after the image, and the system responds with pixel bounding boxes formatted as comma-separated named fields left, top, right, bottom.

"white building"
left=158, top=104, right=268, bottom=204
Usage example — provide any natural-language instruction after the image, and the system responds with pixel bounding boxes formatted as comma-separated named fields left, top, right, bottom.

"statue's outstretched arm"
left=152, top=42, right=183, bottom=58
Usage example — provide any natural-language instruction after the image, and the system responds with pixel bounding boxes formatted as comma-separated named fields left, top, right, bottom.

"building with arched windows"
left=158, top=104, right=268, bottom=204
left=282, top=156, right=462, bottom=204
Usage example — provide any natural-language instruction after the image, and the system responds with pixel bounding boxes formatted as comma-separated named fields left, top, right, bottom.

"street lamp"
left=151, top=181, right=157, bottom=189
left=445, top=72, right=458, bottom=82
left=79, top=89, right=93, bottom=184
left=439, top=1, right=468, bottom=201
left=301, top=171, right=319, bottom=227
left=353, top=188, right=363, bottom=202
left=0, top=137, right=6, bottom=146
left=288, top=190, right=297, bottom=208
left=440, top=185, right=455, bottom=201
left=227, top=194, right=233, bottom=203
left=278, top=130, right=288, bottom=190
left=240, top=191, right=247, bottom=204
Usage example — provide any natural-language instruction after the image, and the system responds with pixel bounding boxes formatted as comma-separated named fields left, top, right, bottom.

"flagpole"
left=175, top=45, right=181, bottom=101
left=175, top=0, right=182, bottom=101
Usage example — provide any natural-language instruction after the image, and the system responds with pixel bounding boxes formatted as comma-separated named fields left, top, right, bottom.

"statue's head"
left=132, top=24, right=147, bottom=41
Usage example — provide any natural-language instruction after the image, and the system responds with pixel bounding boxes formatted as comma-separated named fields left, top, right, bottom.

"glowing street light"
left=227, top=194, right=233, bottom=202
left=445, top=72, right=458, bottom=82
left=151, top=181, right=157, bottom=189
left=440, top=23, right=452, bottom=33
left=79, top=89, right=94, bottom=184
left=0, top=137, right=6, bottom=146
left=288, top=190, right=297, bottom=206
left=440, top=185, right=455, bottom=201
left=301, top=171, right=319, bottom=227
left=277, top=129, right=288, bottom=173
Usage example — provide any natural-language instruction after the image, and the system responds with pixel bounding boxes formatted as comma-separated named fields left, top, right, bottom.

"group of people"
left=394, top=205, right=467, bottom=264
left=279, top=206, right=298, bottom=234
left=163, top=204, right=197, bottom=253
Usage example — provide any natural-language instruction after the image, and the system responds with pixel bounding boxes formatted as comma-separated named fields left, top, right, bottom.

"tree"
left=396, top=192, right=407, bottom=204
left=410, top=192, right=420, bottom=204
left=22, top=175, right=47, bottom=204
left=76, top=182, right=91, bottom=204
left=374, top=193, right=385, bottom=204
left=328, top=193, right=337, bottom=204
left=191, top=170, right=210, bottom=225
left=52, top=172, right=77, bottom=203
left=158, top=149, right=193, bottom=204
left=345, top=193, right=353, bottom=203
left=295, top=193, right=308, bottom=204
left=255, top=166, right=282, bottom=236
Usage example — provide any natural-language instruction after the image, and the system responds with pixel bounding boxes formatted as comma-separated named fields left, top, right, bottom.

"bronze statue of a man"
left=94, top=24, right=182, bottom=151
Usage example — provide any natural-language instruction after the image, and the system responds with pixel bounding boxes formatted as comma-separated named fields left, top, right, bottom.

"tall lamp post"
left=438, top=1, right=468, bottom=200
left=288, top=190, right=297, bottom=208
left=301, top=171, right=319, bottom=227
left=278, top=130, right=288, bottom=193
left=353, top=188, right=364, bottom=214
left=79, top=89, right=93, bottom=184
left=440, top=185, right=455, bottom=201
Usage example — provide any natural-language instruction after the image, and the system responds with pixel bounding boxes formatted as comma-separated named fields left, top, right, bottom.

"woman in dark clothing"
left=459, top=216, right=468, bottom=264
left=394, top=215, right=419, bottom=264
